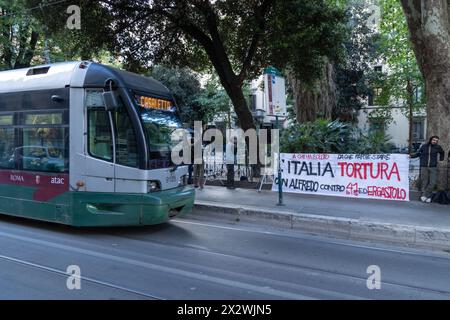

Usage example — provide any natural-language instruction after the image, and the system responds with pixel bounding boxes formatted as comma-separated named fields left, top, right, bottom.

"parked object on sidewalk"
left=411, top=136, right=445, bottom=200
left=431, top=191, right=450, bottom=205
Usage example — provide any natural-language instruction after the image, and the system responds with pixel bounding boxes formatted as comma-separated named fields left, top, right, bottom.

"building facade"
left=356, top=65, right=427, bottom=152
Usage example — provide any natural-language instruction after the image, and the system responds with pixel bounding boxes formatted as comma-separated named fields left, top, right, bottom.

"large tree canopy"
left=28, top=0, right=347, bottom=131
left=106, top=0, right=348, bottom=130
left=374, top=0, right=425, bottom=152
left=0, top=0, right=40, bottom=69
left=1, top=0, right=115, bottom=69
left=25, top=0, right=114, bottom=62
left=288, top=1, right=380, bottom=123
left=334, top=1, right=380, bottom=122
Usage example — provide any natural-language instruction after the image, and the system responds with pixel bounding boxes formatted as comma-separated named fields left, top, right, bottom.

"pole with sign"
left=264, top=66, right=286, bottom=206
left=275, top=115, right=283, bottom=206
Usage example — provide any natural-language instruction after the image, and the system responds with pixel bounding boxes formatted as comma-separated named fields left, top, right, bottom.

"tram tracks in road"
left=57, top=221, right=445, bottom=299
left=109, top=218, right=450, bottom=299
left=0, top=253, right=166, bottom=300
left=1, top=218, right=450, bottom=299
left=0, top=226, right=316, bottom=299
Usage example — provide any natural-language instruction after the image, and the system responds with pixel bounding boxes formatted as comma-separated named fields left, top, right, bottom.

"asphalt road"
left=0, top=210, right=449, bottom=300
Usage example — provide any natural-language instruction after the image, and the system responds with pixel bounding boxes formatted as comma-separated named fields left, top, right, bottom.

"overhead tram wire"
left=0, top=0, right=69, bottom=19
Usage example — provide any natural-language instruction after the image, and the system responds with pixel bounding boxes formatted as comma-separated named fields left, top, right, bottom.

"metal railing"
left=203, top=154, right=255, bottom=183
left=409, top=158, right=450, bottom=191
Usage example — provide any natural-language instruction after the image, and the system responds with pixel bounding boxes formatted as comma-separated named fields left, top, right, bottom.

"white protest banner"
left=272, top=153, right=410, bottom=201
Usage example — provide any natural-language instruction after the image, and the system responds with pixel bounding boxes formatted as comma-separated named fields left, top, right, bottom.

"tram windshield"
left=134, top=93, right=183, bottom=169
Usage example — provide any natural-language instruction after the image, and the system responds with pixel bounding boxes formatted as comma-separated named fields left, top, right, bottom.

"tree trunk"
left=400, top=0, right=450, bottom=189
left=288, top=62, right=336, bottom=123
left=1, top=24, right=13, bottom=69
left=203, top=45, right=256, bottom=132
left=425, top=70, right=450, bottom=189
left=14, top=31, right=39, bottom=69
left=223, top=82, right=255, bottom=132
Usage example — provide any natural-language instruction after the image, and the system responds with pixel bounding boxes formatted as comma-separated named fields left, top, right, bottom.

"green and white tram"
left=0, top=61, right=194, bottom=226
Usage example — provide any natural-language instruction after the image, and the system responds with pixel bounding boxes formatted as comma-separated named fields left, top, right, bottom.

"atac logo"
left=51, top=177, right=65, bottom=185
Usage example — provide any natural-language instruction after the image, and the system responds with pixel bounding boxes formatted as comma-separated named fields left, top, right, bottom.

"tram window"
left=0, top=115, right=13, bottom=125
left=113, top=106, right=138, bottom=167
left=88, top=108, right=113, bottom=162
left=20, top=127, right=68, bottom=172
left=0, top=128, right=15, bottom=169
left=25, top=113, right=62, bottom=125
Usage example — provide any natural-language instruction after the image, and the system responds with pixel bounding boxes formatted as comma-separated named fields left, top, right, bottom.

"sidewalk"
left=192, top=186, right=450, bottom=250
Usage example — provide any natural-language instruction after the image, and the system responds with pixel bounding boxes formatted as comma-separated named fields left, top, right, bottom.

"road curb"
left=193, top=201, right=450, bottom=249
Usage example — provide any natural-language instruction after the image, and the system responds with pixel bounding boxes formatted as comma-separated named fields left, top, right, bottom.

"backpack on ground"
left=431, top=191, right=450, bottom=205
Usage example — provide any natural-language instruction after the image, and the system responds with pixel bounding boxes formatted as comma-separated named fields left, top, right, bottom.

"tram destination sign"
left=135, top=94, right=173, bottom=111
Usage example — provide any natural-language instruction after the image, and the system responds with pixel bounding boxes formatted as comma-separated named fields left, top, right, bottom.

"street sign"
left=264, top=67, right=286, bottom=117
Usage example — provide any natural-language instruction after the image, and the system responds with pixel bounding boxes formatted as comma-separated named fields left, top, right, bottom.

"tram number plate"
left=166, top=173, right=177, bottom=183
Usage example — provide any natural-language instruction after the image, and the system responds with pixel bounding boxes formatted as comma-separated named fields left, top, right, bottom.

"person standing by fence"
left=226, top=136, right=238, bottom=189
left=192, top=136, right=205, bottom=189
left=411, top=135, right=445, bottom=203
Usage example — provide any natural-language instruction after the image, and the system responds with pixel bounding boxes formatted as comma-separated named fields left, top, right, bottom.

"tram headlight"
left=147, top=181, right=161, bottom=193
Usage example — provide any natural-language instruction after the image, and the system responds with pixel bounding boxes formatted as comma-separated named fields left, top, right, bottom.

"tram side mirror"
left=102, top=91, right=119, bottom=111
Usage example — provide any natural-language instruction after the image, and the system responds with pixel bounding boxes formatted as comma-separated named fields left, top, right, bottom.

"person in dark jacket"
left=411, top=135, right=445, bottom=202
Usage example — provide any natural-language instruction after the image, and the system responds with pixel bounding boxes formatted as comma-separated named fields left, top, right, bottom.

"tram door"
left=111, top=106, right=140, bottom=193
left=84, top=90, right=115, bottom=192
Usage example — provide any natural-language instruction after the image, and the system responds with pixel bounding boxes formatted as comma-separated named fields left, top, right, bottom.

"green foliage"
left=26, top=0, right=115, bottom=62
left=149, top=65, right=230, bottom=125
left=269, top=0, right=348, bottom=85
left=1, top=0, right=116, bottom=70
left=149, top=65, right=204, bottom=125
left=333, top=1, right=380, bottom=121
left=0, top=0, right=42, bottom=69
left=360, top=130, right=394, bottom=154
left=375, top=0, right=425, bottom=115
left=22, top=0, right=349, bottom=131
left=101, top=0, right=347, bottom=84
left=193, top=74, right=231, bottom=123
left=281, top=119, right=393, bottom=154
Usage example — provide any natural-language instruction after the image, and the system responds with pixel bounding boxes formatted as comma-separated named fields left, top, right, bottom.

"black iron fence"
left=409, top=158, right=450, bottom=192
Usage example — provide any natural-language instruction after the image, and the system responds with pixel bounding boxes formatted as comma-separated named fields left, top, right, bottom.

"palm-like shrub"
left=281, top=119, right=393, bottom=154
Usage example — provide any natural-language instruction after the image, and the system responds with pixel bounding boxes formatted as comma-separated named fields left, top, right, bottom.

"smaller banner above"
left=264, top=67, right=286, bottom=117
left=272, top=153, right=410, bottom=201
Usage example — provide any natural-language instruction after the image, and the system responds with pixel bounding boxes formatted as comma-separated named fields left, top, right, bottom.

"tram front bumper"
left=70, top=186, right=195, bottom=226
left=140, top=186, right=195, bottom=225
